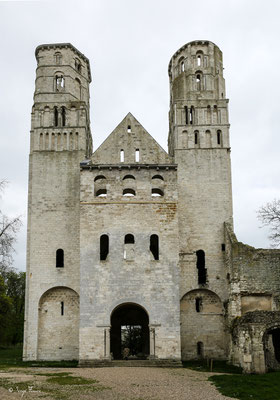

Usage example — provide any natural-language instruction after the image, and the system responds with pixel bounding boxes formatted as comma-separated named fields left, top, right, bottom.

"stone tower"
left=23, top=43, right=92, bottom=360
left=168, top=40, right=233, bottom=359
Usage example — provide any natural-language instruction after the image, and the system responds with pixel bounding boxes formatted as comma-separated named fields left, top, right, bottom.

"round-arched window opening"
left=124, top=234, right=135, bottom=244
left=94, top=175, right=106, bottom=182
left=96, top=189, right=107, bottom=197
left=123, top=175, right=135, bottom=180
left=151, top=188, right=164, bottom=197
left=123, top=188, right=136, bottom=197
left=152, top=175, right=164, bottom=181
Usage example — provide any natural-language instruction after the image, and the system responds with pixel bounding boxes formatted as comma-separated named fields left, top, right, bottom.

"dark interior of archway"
left=110, top=304, right=150, bottom=360
left=271, top=328, right=280, bottom=362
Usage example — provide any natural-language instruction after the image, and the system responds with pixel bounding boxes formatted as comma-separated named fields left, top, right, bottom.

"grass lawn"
left=209, top=372, right=280, bottom=400
left=0, top=345, right=78, bottom=368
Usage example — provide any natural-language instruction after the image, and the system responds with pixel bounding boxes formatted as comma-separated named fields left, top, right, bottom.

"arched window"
left=217, top=130, right=222, bottom=145
left=194, top=130, right=199, bottom=145
left=190, top=106, right=194, bottom=124
left=127, top=125, right=131, bottom=133
left=152, top=175, right=164, bottom=181
left=56, top=249, right=64, bottom=268
left=150, top=234, right=159, bottom=260
left=123, top=174, right=135, bottom=180
left=135, top=149, right=140, bottom=162
left=124, top=234, right=135, bottom=260
left=197, top=341, right=204, bottom=357
left=96, top=189, right=107, bottom=197
left=100, top=234, right=109, bottom=261
left=123, top=188, right=136, bottom=197
left=151, top=188, right=164, bottom=197
left=120, top=149, right=124, bottom=163
left=195, top=297, right=202, bottom=312
left=197, top=55, right=201, bottom=67
left=94, top=175, right=106, bottom=182
left=54, top=52, right=62, bottom=65
left=196, top=72, right=202, bottom=90
left=55, top=75, right=64, bottom=91
left=125, top=234, right=134, bottom=244
left=178, top=57, right=185, bottom=74
left=75, top=58, right=81, bottom=73
left=185, top=106, right=188, bottom=124
left=61, top=107, right=66, bottom=127
left=196, top=250, right=207, bottom=285
left=54, top=107, right=58, bottom=127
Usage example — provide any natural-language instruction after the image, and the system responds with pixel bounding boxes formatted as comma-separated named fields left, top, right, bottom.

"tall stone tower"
left=168, top=40, right=233, bottom=359
left=23, top=43, right=92, bottom=360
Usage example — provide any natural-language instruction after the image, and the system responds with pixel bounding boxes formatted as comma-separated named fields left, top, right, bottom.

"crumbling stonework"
left=23, top=41, right=280, bottom=372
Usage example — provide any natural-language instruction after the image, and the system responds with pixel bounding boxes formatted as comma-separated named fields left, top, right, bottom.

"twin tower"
left=24, top=41, right=233, bottom=365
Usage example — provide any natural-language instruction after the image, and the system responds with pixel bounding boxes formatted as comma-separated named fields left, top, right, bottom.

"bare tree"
left=257, top=199, right=280, bottom=248
left=0, top=180, right=22, bottom=277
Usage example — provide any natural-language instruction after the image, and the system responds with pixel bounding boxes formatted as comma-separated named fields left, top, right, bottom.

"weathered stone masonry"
left=23, top=41, right=280, bottom=372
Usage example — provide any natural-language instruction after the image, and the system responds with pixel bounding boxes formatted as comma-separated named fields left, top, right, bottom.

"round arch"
left=37, top=286, right=79, bottom=361
left=110, top=302, right=150, bottom=360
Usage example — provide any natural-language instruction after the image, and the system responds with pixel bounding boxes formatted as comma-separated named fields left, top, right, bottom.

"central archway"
left=110, top=303, right=150, bottom=360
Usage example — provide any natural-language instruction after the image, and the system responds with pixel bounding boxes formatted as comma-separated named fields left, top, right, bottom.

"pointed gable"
left=91, top=113, right=172, bottom=164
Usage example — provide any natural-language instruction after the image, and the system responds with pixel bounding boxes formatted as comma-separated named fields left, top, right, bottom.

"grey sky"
left=0, top=0, right=280, bottom=271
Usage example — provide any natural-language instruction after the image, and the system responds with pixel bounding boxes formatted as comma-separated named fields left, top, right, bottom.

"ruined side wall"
left=225, top=223, right=280, bottom=319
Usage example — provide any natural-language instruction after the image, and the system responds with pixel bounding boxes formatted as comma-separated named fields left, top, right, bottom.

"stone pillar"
left=149, top=327, right=156, bottom=359
left=104, top=327, right=111, bottom=359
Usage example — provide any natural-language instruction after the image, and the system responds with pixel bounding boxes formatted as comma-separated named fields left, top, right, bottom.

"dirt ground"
left=0, top=367, right=233, bottom=400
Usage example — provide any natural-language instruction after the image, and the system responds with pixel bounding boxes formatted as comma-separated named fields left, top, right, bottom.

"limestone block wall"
left=180, top=289, right=228, bottom=360
left=38, top=287, right=79, bottom=360
left=23, top=151, right=82, bottom=360
left=177, top=149, right=232, bottom=302
left=79, top=166, right=181, bottom=361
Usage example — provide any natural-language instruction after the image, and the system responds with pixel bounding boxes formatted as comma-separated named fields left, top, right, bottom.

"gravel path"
left=0, top=367, right=233, bottom=400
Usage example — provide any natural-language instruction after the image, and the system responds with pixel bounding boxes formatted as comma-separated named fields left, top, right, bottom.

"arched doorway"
left=110, top=303, right=150, bottom=360
left=263, top=326, right=280, bottom=370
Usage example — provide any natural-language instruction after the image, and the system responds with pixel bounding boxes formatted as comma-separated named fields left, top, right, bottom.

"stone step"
left=79, top=359, right=182, bottom=368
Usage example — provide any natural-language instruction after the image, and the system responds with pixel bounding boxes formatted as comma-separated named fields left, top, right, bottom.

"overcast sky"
left=0, top=0, right=280, bottom=272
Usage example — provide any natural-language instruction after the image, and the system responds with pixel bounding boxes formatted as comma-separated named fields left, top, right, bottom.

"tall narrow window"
left=54, top=107, right=58, bottom=127
left=197, top=55, right=201, bottom=67
left=181, top=61, right=185, bottom=72
left=190, top=106, right=194, bottom=125
left=150, top=234, right=159, bottom=260
left=196, top=250, right=207, bottom=284
left=120, top=149, right=124, bottom=163
left=197, top=341, right=204, bottom=357
left=55, top=75, right=64, bottom=90
left=124, top=234, right=135, bottom=260
left=61, top=107, right=66, bottom=127
left=100, top=235, right=109, bottom=261
left=127, top=125, right=131, bottom=133
left=135, top=149, right=140, bottom=162
left=56, top=249, right=64, bottom=268
left=217, top=130, right=221, bottom=145
left=61, top=301, right=64, bottom=316
left=195, top=297, right=202, bottom=312
left=196, top=74, right=201, bottom=90
left=185, top=106, right=188, bottom=125
left=194, top=131, right=198, bottom=145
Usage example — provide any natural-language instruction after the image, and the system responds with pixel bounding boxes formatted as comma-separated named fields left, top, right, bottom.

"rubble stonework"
left=23, top=41, right=280, bottom=372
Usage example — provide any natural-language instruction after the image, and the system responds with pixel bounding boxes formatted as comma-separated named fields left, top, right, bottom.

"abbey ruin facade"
left=23, top=41, right=280, bottom=373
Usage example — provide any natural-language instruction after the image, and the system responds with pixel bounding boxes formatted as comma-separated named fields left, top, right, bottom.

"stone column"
left=104, top=327, right=111, bottom=359
left=149, top=327, right=156, bottom=359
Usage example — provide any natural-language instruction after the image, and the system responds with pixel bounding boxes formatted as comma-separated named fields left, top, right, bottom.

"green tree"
left=0, top=275, right=12, bottom=343
left=5, top=271, right=25, bottom=344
